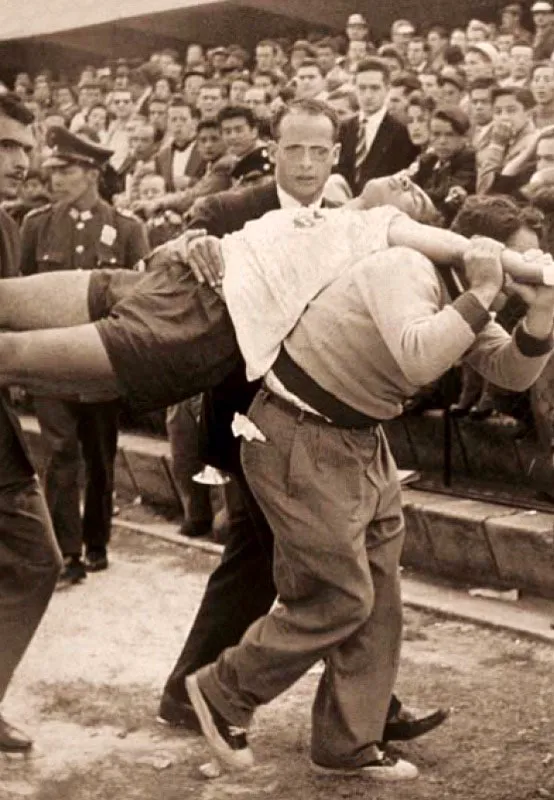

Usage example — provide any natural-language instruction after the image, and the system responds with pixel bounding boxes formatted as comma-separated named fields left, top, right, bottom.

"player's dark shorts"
left=89, top=254, right=241, bottom=414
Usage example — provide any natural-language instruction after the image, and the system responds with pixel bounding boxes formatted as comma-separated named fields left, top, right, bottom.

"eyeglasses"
left=281, top=144, right=334, bottom=162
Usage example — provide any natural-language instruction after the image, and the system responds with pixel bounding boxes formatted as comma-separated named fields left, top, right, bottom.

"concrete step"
left=19, top=414, right=554, bottom=602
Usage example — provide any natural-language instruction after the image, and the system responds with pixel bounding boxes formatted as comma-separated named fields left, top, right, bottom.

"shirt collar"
left=277, top=185, right=324, bottom=209
left=359, top=104, right=388, bottom=126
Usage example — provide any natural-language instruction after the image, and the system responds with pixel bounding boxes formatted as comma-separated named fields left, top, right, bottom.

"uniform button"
left=75, top=245, right=85, bottom=254
left=76, top=222, right=85, bottom=230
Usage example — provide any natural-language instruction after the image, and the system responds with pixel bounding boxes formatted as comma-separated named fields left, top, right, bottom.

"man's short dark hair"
left=253, top=70, right=283, bottom=87
left=451, top=195, right=544, bottom=241
left=531, top=60, right=554, bottom=79
left=295, top=59, right=324, bottom=76
left=168, top=96, right=200, bottom=119
left=377, top=45, right=405, bottom=68
left=316, top=37, right=338, bottom=53
left=469, top=77, right=498, bottom=94
left=354, top=57, right=391, bottom=83
left=491, top=85, right=535, bottom=110
left=256, top=39, right=279, bottom=53
left=197, top=118, right=221, bottom=134
left=199, top=80, right=227, bottom=96
left=270, top=97, right=340, bottom=142
left=217, top=104, right=258, bottom=128
left=407, top=91, right=436, bottom=114
left=0, top=92, right=35, bottom=125
left=327, top=87, right=359, bottom=112
left=391, top=72, right=422, bottom=94
left=427, top=24, right=448, bottom=39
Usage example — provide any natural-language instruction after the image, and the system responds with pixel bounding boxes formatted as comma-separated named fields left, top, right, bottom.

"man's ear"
left=332, top=142, right=341, bottom=165
left=267, top=140, right=278, bottom=164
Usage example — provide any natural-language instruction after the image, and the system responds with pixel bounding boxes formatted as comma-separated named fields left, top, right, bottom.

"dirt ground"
left=1, top=528, right=553, bottom=800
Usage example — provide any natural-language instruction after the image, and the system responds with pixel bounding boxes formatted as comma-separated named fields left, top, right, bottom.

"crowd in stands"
left=4, top=0, right=554, bottom=530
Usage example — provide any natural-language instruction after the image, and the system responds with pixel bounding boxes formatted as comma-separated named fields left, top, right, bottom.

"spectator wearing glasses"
left=104, top=88, right=135, bottom=171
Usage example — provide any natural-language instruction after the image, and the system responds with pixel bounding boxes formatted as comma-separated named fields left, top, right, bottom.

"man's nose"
left=13, top=147, right=30, bottom=171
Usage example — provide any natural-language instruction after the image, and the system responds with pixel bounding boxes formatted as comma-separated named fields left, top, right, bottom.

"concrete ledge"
left=19, top=415, right=554, bottom=600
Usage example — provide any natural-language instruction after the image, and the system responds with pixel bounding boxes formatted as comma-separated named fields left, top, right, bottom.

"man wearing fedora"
left=20, top=126, right=148, bottom=584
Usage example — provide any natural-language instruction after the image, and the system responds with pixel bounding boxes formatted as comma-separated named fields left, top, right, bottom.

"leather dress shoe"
left=84, top=550, right=109, bottom=572
left=179, top=520, right=213, bottom=539
left=382, top=705, right=450, bottom=742
left=0, top=714, right=33, bottom=753
left=157, top=690, right=201, bottom=734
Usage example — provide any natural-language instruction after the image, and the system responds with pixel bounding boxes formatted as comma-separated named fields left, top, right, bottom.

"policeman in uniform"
left=20, top=126, right=149, bottom=584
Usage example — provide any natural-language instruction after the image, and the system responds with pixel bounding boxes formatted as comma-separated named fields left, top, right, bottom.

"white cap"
left=532, top=1, right=554, bottom=12
left=467, top=42, right=500, bottom=64
left=347, top=13, right=367, bottom=26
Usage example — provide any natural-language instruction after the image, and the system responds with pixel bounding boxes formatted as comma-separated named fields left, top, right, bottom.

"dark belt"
left=271, top=347, right=381, bottom=429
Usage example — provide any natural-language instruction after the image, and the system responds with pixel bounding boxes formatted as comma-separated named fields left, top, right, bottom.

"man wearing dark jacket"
left=157, top=99, right=447, bottom=743
left=0, top=93, right=62, bottom=753
left=412, top=106, right=477, bottom=225
left=337, top=57, right=418, bottom=195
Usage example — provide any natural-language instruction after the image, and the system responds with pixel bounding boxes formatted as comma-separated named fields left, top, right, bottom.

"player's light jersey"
left=221, top=204, right=403, bottom=380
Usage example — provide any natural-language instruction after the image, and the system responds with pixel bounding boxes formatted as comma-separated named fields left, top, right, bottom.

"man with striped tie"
left=337, top=57, right=418, bottom=196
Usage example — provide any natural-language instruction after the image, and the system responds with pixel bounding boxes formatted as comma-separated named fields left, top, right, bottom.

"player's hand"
left=188, top=235, right=225, bottom=287
left=504, top=249, right=554, bottom=310
left=464, top=236, right=505, bottom=298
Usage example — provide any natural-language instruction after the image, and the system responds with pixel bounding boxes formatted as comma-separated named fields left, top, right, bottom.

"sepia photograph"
left=0, top=1, right=553, bottom=798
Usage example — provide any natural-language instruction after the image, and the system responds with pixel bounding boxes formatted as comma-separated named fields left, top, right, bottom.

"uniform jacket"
left=337, top=111, right=419, bottom=196
left=20, top=198, right=149, bottom=276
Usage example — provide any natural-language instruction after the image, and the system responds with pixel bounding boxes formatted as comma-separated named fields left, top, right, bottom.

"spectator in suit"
left=419, top=71, right=441, bottom=103
left=468, top=77, right=496, bottom=150
left=254, top=40, right=280, bottom=74
left=406, top=37, right=429, bottom=74
left=229, top=75, right=252, bottom=105
left=182, top=71, right=206, bottom=109
left=336, top=57, right=418, bottom=196
left=155, top=97, right=203, bottom=192
left=147, top=97, right=169, bottom=144
left=388, top=72, right=422, bottom=124
left=426, top=25, right=448, bottom=71
left=294, top=59, right=328, bottom=101
left=412, top=106, right=477, bottom=224
left=196, top=81, right=227, bottom=121
left=376, top=45, right=405, bottom=80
